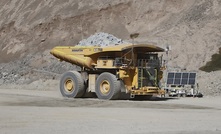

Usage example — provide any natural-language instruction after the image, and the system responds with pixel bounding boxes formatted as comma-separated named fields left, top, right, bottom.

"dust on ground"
left=0, top=88, right=221, bottom=134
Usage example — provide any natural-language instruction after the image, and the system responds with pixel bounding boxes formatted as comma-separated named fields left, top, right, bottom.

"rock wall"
left=0, top=0, right=220, bottom=95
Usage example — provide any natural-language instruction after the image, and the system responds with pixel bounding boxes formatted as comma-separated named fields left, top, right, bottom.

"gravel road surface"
left=0, top=88, right=221, bottom=134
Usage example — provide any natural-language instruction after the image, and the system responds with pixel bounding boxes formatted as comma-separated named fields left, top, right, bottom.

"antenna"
left=164, top=45, right=172, bottom=71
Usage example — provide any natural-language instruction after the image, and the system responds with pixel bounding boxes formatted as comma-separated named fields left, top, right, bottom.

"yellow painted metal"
left=51, top=44, right=164, bottom=68
left=84, top=44, right=164, bottom=56
left=96, top=59, right=116, bottom=69
left=100, top=80, right=110, bottom=95
left=51, top=44, right=165, bottom=97
left=118, top=67, right=161, bottom=95
left=64, top=79, right=74, bottom=92
left=130, top=87, right=160, bottom=95
left=118, top=68, right=136, bottom=90
left=50, top=46, right=95, bottom=69
left=50, top=44, right=164, bottom=69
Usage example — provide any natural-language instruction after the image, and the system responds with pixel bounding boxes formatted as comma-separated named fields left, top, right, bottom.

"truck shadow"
left=116, top=94, right=179, bottom=101
left=130, top=96, right=179, bottom=101
left=82, top=93, right=179, bottom=101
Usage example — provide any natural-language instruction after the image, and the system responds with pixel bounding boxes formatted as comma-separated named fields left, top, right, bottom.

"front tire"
left=95, top=72, right=121, bottom=100
left=60, top=71, right=85, bottom=98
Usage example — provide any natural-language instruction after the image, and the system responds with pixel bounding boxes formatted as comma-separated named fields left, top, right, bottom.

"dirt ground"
left=0, top=88, right=221, bottom=134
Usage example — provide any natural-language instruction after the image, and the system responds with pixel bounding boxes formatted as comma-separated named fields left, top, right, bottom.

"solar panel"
left=167, top=79, right=174, bottom=84
left=181, top=78, right=188, bottom=85
left=189, top=79, right=195, bottom=85
left=166, top=72, right=196, bottom=85
left=168, top=73, right=174, bottom=79
left=189, top=73, right=196, bottom=79
left=174, top=79, right=181, bottom=85
left=182, top=73, right=188, bottom=79
left=175, top=73, right=181, bottom=79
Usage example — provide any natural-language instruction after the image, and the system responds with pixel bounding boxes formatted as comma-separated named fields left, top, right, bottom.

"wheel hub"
left=65, top=79, right=74, bottom=92
left=100, top=80, right=110, bottom=95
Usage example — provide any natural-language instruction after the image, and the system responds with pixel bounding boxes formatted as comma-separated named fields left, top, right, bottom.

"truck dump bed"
left=50, top=44, right=164, bottom=69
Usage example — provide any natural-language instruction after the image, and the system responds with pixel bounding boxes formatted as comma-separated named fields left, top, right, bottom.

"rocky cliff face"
left=0, top=0, right=220, bottom=95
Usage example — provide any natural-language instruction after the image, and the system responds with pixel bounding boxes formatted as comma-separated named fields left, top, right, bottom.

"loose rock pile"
left=0, top=52, right=74, bottom=85
left=0, top=32, right=128, bottom=86
left=77, top=32, right=129, bottom=47
left=198, top=71, right=221, bottom=96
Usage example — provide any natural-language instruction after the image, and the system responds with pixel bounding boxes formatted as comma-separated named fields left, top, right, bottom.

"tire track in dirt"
left=0, top=93, right=212, bottom=110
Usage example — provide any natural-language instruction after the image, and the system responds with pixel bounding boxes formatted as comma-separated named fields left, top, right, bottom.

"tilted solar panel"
left=166, top=72, right=196, bottom=85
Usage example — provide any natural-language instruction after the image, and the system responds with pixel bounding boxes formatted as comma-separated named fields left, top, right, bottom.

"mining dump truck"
left=50, top=44, right=165, bottom=100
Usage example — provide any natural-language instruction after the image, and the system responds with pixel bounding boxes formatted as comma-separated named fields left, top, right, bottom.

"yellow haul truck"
left=50, top=44, right=165, bottom=100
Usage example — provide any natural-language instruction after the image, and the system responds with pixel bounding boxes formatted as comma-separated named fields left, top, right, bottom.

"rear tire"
left=60, top=71, right=85, bottom=98
left=95, top=72, right=121, bottom=100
